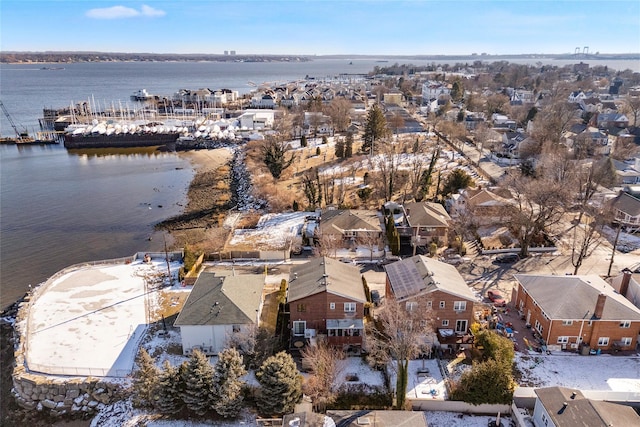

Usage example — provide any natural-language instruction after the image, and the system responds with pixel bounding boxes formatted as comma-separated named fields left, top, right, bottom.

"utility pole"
left=607, top=223, right=621, bottom=277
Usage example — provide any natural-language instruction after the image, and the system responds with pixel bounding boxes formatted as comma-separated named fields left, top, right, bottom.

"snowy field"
left=516, top=353, right=640, bottom=391
left=227, top=211, right=310, bottom=250
left=25, top=257, right=181, bottom=377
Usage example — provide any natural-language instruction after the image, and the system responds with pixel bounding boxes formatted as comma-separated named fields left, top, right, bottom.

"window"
left=588, top=320, right=593, bottom=326
left=293, top=321, right=306, bottom=336
left=542, top=413, right=549, bottom=427
left=439, top=301, right=445, bottom=309
left=232, top=324, right=241, bottom=333
left=597, top=337, right=609, bottom=346
left=297, top=303, right=306, bottom=312
left=442, top=320, right=449, bottom=327
left=453, top=301, right=467, bottom=311
left=330, top=303, right=335, bottom=310
left=406, top=301, right=418, bottom=312
left=534, top=320, right=543, bottom=334
left=621, top=337, right=632, bottom=346
left=620, top=320, right=631, bottom=328
left=427, top=301, right=433, bottom=308
left=455, top=320, right=468, bottom=334
left=562, top=320, right=573, bottom=326
left=557, top=336, right=569, bottom=344
left=344, top=302, right=356, bottom=312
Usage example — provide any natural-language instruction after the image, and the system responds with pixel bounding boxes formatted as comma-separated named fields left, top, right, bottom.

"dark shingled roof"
left=288, top=256, right=365, bottom=303
left=174, top=273, right=264, bottom=327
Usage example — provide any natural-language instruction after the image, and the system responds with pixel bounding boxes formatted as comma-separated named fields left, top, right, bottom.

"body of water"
left=1, top=57, right=638, bottom=309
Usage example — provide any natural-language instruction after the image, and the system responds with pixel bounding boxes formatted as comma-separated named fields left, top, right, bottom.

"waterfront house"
left=174, top=272, right=264, bottom=355
left=287, top=257, right=366, bottom=352
left=384, top=255, right=477, bottom=339
left=314, top=209, right=384, bottom=253
left=532, top=386, right=640, bottom=427
left=512, top=274, right=640, bottom=352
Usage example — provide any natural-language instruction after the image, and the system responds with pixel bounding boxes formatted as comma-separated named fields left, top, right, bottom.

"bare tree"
left=501, top=171, right=569, bottom=258
left=356, top=232, right=384, bottom=261
left=365, top=295, right=433, bottom=409
left=314, top=233, right=343, bottom=259
left=301, top=341, right=345, bottom=412
left=326, top=98, right=352, bottom=133
left=368, top=141, right=400, bottom=202
left=225, top=324, right=282, bottom=369
left=621, top=96, right=640, bottom=126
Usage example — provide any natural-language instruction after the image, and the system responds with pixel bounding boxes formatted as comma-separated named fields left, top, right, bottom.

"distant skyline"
left=1, top=1, right=639, bottom=56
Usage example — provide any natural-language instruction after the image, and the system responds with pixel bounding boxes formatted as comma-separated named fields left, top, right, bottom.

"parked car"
left=370, top=290, right=380, bottom=306
left=493, top=253, right=519, bottom=264
left=487, top=290, right=506, bottom=307
left=442, top=254, right=464, bottom=266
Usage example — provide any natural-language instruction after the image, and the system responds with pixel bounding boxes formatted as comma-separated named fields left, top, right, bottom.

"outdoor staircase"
left=464, top=240, right=479, bottom=257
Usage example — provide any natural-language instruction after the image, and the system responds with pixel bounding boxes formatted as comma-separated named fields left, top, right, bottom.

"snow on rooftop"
left=26, top=258, right=181, bottom=377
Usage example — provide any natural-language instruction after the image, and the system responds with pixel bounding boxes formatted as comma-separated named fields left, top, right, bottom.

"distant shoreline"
left=2, top=52, right=639, bottom=65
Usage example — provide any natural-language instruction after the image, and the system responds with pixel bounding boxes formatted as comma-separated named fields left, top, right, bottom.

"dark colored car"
left=494, top=253, right=519, bottom=264
left=487, top=290, right=506, bottom=307
left=370, top=290, right=380, bottom=306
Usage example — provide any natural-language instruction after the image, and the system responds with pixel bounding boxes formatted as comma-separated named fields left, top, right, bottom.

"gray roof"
left=385, top=255, right=476, bottom=302
left=288, top=257, right=366, bottom=303
left=515, top=274, right=640, bottom=321
left=535, top=386, right=640, bottom=427
left=403, top=201, right=451, bottom=227
left=612, top=191, right=640, bottom=216
left=174, top=273, right=264, bottom=326
left=319, top=209, right=382, bottom=233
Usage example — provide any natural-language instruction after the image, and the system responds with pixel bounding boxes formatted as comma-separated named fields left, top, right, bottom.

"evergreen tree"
left=181, top=349, right=214, bottom=417
left=334, top=137, right=345, bottom=158
left=131, top=348, right=160, bottom=408
left=262, top=136, right=296, bottom=180
left=451, top=358, right=515, bottom=405
left=211, top=348, right=247, bottom=418
left=155, top=360, right=184, bottom=416
left=441, top=169, right=474, bottom=197
left=362, top=104, right=388, bottom=155
left=255, top=351, right=302, bottom=417
left=300, top=135, right=307, bottom=148
left=344, top=132, right=354, bottom=158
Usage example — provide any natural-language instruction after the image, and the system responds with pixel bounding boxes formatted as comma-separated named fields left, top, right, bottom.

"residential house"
left=249, top=93, right=276, bottom=109
left=173, top=273, right=264, bottom=355
left=610, top=266, right=640, bottom=310
left=447, top=187, right=514, bottom=226
left=594, top=112, right=629, bottom=129
left=384, top=255, right=477, bottom=340
left=532, top=386, right=640, bottom=427
left=610, top=190, right=640, bottom=232
left=288, top=257, right=366, bottom=351
left=612, top=158, right=640, bottom=185
left=315, top=209, right=384, bottom=252
left=512, top=274, right=640, bottom=352
left=395, top=201, right=452, bottom=252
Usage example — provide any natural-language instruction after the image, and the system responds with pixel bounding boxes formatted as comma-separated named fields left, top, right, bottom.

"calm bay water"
left=1, top=57, right=638, bottom=309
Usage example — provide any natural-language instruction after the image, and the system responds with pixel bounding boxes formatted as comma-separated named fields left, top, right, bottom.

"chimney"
left=620, top=268, right=632, bottom=297
left=594, top=294, right=607, bottom=319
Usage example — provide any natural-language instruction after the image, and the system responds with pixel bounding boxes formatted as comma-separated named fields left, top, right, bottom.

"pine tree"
left=344, top=133, right=353, bottom=158
left=155, top=360, right=184, bottom=416
left=131, top=348, right=160, bottom=408
left=211, top=348, right=247, bottom=418
left=181, top=349, right=214, bottom=417
left=334, top=137, right=345, bottom=158
left=300, top=135, right=307, bottom=148
left=362, top=104, right=388, bottom=155
left=255, top=351, right=302, bottom=417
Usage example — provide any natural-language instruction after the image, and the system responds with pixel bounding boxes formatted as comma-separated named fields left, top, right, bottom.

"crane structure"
left=0, top=100, right=29, bottom=142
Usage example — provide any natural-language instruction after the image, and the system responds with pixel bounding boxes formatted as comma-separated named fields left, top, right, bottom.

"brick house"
left=396, top=201, right=452, bottom=250
left=288, top=257, right=366, bottom=352
left=384, top=255, right=477, bottom=338
left=315, top=209, right=384, bottom=251
left=512, top=274, right=640, bottom=352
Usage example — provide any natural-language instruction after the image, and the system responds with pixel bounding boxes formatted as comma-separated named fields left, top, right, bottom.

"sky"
left=1, top=1, right=639, bottom=56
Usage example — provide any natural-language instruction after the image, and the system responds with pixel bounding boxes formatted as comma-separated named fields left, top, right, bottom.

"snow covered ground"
left=227, top=211, right=309, bottom=250
left=25, top=257, right=181, bottom=377
left=515, top=352, right=640, bottom=391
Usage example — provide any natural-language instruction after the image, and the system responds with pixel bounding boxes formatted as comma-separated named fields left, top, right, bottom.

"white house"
left=532, top=386, right=640, bottom=427
left=238, top=109, right=275, bottom=130
left=173, top=273, right=264, bottom=355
